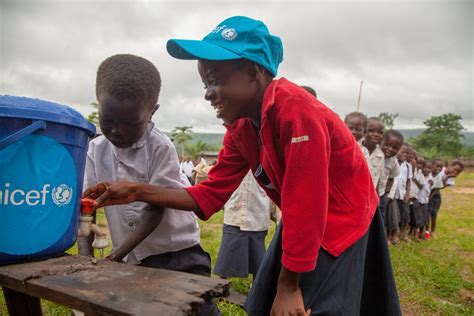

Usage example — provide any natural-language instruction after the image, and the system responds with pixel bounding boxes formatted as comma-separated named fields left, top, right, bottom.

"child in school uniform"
left=362, top=117, right=385, bottom=190
left=344, top=112, right=370, bottom=161
left=409, top=155, right=427, bottom=241
left=378, top=130, right=403, bottom=244
left=428, top=159, right=464, bottom=238
left=394, top=143, right=413, bottom=242
left=85, top=16, right=401, bottom=315
left=84, top=54, right=218, bottom=315
left=214, top=171, right=273, bottom=279
left=418, top=161, right=433, bottom=239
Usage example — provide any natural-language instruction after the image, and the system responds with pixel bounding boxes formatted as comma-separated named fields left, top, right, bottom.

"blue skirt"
left=214, top=224, right=267, bottom=278
left=245, top=209, right=401, bottom=315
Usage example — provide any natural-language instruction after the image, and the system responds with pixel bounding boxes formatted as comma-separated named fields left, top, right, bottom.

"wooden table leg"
left=3, top=287, right=42, bottom=316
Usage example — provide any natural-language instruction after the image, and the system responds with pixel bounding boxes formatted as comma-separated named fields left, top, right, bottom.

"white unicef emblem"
left=52, top=184, right=73, bottom=206
left=221, top=28, right=237, bottom=41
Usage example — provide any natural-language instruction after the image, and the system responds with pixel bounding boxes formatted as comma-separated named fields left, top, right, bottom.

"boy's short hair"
left=96, top=54, right=161, bottom=106
left=345, top=112, right=368, bottom=129
left=452, top=160, right=465, bottom=170
left=368, top=116, right=384, bottom=124
left=301, top=85, right=317, bottom=97
left=383, top=129, right=404, bottom=143
left=432, top=158, right=443, bottom=165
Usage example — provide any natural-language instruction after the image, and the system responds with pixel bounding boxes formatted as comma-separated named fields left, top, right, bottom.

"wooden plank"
left=0, top=255, right=229, bottom=316
left=3, top=287, right=42, bottom=316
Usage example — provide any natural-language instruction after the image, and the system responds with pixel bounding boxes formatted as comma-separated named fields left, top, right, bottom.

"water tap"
left=78, top=198, right=109, bottom=258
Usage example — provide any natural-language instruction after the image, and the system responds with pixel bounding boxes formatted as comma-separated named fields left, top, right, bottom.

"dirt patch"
left=451, top=188, right=474, bottom=194
left=459, top=288, right=474, bottom=306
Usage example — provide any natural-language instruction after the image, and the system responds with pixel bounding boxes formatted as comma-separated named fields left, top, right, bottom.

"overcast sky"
left=1, top=0, right=472, bottom=132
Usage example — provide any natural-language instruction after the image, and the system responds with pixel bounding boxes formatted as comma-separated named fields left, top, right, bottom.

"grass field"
left=1, top=172, right=473, bottom=315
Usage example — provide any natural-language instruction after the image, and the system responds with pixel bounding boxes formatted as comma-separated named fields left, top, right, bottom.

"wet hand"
left=83, top=181, right=138, bottom=209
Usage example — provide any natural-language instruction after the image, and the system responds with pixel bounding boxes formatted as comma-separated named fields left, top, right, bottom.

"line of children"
left=342, top=116, right=465, bottom=245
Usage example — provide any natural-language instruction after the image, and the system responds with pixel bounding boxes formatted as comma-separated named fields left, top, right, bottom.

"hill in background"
left=166, top=130, right=474, bottom=148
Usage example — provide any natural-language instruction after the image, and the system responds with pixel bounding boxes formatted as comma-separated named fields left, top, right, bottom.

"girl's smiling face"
left=198, top=59, right=266, bottom=125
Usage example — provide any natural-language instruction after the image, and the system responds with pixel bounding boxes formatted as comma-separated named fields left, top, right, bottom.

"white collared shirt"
left=366, top=144, right=385, bottom=190
left=395, top=161, right=413, bottom=199
left=378, top=156, right=400, bottom=196
left=410, top=168, right=425, bottom=199
left=357, top=140, right=370, bottom=161
left=418, top=174, right=432, bottom=204
left=84, top=123, right=200, bottom=264
left=223, top=171, right=273, bottom=231
left=180, top=160, right=194, bottom=178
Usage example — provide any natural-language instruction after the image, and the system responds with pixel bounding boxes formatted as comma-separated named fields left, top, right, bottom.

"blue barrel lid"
left=0, top=95, right=96, bottom=136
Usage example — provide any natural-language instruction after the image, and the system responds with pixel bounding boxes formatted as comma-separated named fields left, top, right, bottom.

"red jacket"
left=186, top=78, right=378, bottom=272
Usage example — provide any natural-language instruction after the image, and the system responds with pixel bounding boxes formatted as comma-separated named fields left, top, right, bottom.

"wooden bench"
left=0, top=255, right=229, bottom=315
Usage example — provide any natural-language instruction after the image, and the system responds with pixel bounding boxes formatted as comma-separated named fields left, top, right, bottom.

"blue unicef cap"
left=167, top=16, right=284, bottom=76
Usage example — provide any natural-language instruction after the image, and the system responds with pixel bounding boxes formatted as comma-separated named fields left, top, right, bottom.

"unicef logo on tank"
left=0, top=182, right=74, bottom=207
left=52, top=184, right=73, bottom=206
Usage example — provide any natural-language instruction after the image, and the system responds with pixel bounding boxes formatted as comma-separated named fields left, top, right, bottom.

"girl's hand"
left=83, top=181, right=139, bottom=209
left=271, top=286, right=310, bottom=316
left=271, top=266, right=311, bottom=316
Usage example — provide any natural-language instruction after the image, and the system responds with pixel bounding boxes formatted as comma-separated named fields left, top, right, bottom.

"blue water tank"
left=0, top=95, right=96, bottom=264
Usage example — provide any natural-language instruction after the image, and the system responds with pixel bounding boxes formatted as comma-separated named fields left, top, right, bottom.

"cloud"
left=1, top=0, right=472, bottom=132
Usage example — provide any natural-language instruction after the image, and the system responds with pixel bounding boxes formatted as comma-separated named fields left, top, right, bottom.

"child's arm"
left=412, top=172, right=424, bottom=189
left=404, top=178, right=411, bottom=203
left=108, top=204, right=165, bottom=262
left=385, top=178, right=394, bottom=196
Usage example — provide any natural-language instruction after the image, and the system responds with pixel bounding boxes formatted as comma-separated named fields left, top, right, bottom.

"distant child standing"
left=429, top=159, right=464, bottom=237
left=214, top=171, right=273, bottom=279
left=418, top=161, right=433, bottom=239
left=362, top=117, right=385, bottom=190
left=378, top=130, right=403, bottom=244
left=180, top=157, right=195, bottom=184
left=409, top=155, right=427, bottom=240
left=344, top=112, right=370, bottom=160
left=394, top=143, right=413, bottom=242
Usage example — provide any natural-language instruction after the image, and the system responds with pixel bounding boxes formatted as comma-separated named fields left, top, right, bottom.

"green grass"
left=390, top=171, right=474, bottom=315
left=1, top=173, right=473, bottom=315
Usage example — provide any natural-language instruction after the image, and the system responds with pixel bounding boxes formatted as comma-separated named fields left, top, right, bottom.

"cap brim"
left=167, top=39, right=242, bottom=61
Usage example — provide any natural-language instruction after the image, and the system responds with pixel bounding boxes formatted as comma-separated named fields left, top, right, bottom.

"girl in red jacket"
left=85, top=16, right=400, bottom=316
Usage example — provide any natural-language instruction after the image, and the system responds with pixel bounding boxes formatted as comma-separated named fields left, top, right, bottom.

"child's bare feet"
left=392, top=236, right=400, bottom=245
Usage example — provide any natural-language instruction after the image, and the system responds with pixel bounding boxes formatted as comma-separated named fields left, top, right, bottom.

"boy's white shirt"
left=394, top=161, right=413, bottom=200
left=418, top=173, right=432, bottom=204
left=378, top=156, right=400, bottom=196
left=180, top=160, right=194, bottom=178
left=365, top=143, right=384, bottom=190
left=410, top=168, right=425, bottom=199
left=432, top=169, right=456, bottom=188
left=84, top=122, right=200, bottom=264
left=432, top=170, right=445, bottom=189
left=223, top=171, right=273, bottom=231
left=357, top=140, right=370, bottom=161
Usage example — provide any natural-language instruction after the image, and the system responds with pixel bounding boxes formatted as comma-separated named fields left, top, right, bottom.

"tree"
left=185, top=140, right=211, bottom=160
left=171, top=126, right=193, bottom=159
left=413, top=113, right=465, bottom=158
left=378, top=112, right=398, bottom=130
left=87, top=102, right=99, bottom=126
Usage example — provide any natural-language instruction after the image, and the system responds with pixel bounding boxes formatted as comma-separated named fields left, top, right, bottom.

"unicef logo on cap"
left=221, top=28, right=237, bottom=41
left=52, top=184, right=73, bottom=206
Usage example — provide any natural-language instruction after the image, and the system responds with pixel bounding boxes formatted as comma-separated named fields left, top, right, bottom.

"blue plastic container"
left=0, top=95, right=96, bottom=264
